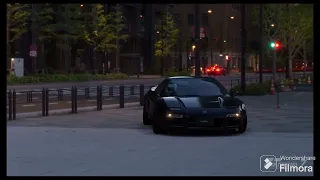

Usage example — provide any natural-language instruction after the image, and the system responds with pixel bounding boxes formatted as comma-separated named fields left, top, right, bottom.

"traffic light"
left=270, top=42, right=280, bottom=49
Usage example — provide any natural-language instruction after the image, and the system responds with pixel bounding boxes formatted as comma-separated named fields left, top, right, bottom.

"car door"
left=147, top=79, right=169, bottom=118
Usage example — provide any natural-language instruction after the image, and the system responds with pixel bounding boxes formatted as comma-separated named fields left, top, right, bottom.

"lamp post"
left=240, top=4, right=247, bottom=92
left=194, top=4, right=201, bottom=77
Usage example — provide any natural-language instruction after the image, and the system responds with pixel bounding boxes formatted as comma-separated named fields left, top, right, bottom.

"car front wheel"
left=238, top=116, right=248, bottom=134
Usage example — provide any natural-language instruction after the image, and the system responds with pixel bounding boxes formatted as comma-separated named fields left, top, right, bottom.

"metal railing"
left=6, top=75, right=312, bottom=120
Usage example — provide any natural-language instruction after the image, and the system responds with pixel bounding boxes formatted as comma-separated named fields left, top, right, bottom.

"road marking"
left=293, top=92, right=305, bottom=97
left=87, top=100, right=96, bottom=102
left=22, top=104, right=36, bottom=107
left=49, top=102, right=59, bottom=105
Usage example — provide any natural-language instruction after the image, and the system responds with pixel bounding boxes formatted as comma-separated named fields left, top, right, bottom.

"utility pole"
left=259, top=4, right=264, bottom=84
left=272, top=45, right=276, bottom=80
left=194, top=4, right=201, bottom=77
left=240, top=4, right=247, bottom=92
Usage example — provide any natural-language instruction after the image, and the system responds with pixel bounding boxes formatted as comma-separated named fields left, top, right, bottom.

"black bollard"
left=13, top=90, right=16, bottom=120
left=130, top=86, right=134, bottom=95
left=74, top=87, right=78, bottom=113
left=71, top=87, right=75, bottom=113
left=119, top=85, right=124, bottom=108
left=139, top=84, right=144, bottom=106
left=96, top=86, right=100, bottom=111
left=45, top=88, right=49, bottom=116
left=42, top=88, right=46, bottom=116
left=8, top=90, right=12, bottom=120
left=99, top=86, right=103, bottom=110
left=109, top=86, right=113, bottom=97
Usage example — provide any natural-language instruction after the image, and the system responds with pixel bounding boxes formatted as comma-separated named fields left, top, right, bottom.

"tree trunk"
left=288, top=47, right=293, bottom=78
left=303, top=40, right=307, bottom=75
left=115, top=39, right=120, bottom=73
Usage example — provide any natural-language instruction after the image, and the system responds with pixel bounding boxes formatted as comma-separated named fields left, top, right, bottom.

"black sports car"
left=143, top=76, right=247, bottom=134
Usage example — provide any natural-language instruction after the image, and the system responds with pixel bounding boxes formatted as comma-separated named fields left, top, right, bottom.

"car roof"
left=168, top=76, right=217, bottom=80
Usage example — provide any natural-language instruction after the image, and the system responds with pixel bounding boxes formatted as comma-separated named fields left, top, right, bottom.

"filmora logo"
left=260, top=155, right=278, bottom=172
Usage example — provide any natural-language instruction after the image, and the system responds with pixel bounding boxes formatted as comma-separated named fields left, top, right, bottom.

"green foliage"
left=231, top=82, right=270, bottom=96
left=7, top=4, right=31, bottom=43
left=34, top=4, right=55, bottom=42
left=82, top=4, right=116, bottom=52
left=278, top=4, right=313, bottom=64
left=51, top=4, right=84, bottom=43
left=155, top=10, right=179, bottom=57
left=7, top=73, right=128, bottom=84
left=7, top=3, right=30, bottom=59
left=110, top=4, right=129, bottom=46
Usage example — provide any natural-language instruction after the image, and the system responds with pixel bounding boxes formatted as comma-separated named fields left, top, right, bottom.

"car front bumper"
left=163, top=117, right=242, bottom=130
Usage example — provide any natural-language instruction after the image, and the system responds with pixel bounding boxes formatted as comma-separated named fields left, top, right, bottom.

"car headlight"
left=166, top=113, right=183, bottom=119
left=226, top=113, right=241, bottom=118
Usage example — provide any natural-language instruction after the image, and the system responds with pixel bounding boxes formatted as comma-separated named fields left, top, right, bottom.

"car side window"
left=155, top=79, right=169, bottom=94
left=161, top=80, right=177, bottom=96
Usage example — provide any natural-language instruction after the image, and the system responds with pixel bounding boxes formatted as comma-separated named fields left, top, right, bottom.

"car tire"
left=238, top=116, right=248, bottom=134
left=152, top=113, right=166, bottom=134
left=143, top=103, right=152, bottom=125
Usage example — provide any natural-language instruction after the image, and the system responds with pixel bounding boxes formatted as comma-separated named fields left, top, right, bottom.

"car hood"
left=164, top=96, right=243, bottom=116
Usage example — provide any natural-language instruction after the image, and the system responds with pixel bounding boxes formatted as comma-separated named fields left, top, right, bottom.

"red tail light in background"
left=216, top=68, right=220, bottom=72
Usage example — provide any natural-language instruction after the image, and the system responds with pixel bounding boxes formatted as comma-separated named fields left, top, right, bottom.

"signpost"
left=29, top=44, right=37, bottom=57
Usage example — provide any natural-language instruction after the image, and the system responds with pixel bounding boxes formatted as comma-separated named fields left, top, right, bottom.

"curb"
left=7, top=102, right=140, bottom=120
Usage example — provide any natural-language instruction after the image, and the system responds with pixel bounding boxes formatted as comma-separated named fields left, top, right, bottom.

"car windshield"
left=168, top=78, right=229, bottom=97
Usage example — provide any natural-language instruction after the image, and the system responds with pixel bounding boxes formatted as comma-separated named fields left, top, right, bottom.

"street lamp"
left=156, top=31, right=159, bottom=34
left=271, top=24, right=275, bottom=27
left=208, top=9, right=212, bottom=14
left=223, top=40, right=227, bottom=43
left=230, top=16, right=235, bottom=19
left=80, top=4, right=84, bottom=7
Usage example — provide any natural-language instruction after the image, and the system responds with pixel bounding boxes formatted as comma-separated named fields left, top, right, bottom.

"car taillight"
left=206, top=69, right=210, bottom=72
left=216, top=68, right=220, bottom=72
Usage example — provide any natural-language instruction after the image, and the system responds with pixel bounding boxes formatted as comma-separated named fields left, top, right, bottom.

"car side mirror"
left=230, top=89, right=238, bottom=97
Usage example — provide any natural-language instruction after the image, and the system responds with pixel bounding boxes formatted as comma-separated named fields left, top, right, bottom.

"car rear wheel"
left=143, top=103, right=152, bottom=125
left=238, top=116, right=248, bottom=134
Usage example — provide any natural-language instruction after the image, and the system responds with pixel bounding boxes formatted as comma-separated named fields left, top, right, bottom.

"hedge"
left=7, top=73, right=129, bottom=85
left=165, top=69, right=192, bottom=77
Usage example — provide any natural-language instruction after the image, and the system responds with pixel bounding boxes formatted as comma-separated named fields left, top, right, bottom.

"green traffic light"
left=270, top=42, right=275, bottom=48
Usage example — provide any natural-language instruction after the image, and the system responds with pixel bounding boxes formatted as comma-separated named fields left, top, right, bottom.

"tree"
left=278, top=4, right=313, bottom=77
left=82, top=4, right=116, bottom=74
left=51, top=4, right=85, bottom=71
left=110, top=4, right=129, bottom=73
left=155, top=9, right=179, bottom=74
left=33, top=4, right=55, bottom=71
left=252, top=4, right=313, bottom=78
left=6, top=4, right=30, bottom=64
left=252, top=4, right=285, bottom=59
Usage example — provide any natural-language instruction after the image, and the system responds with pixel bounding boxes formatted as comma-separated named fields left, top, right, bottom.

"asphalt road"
left=7, top=73, right=293, bottom=91
left=7, top=92, right=313, bottom=176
